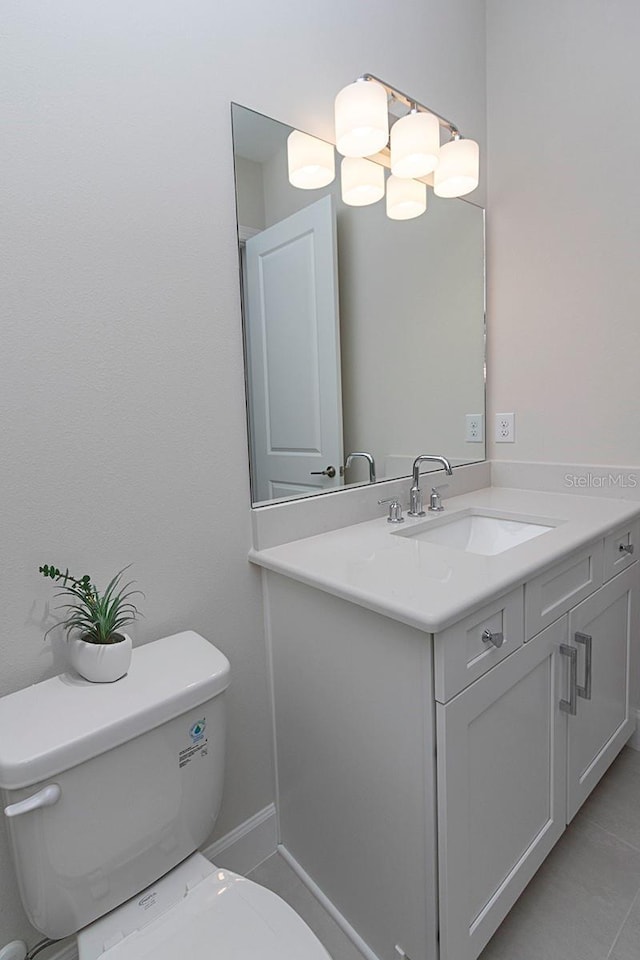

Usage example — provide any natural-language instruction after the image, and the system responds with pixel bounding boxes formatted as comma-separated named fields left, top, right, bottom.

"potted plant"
left=39, top=564, right=142, bottom=682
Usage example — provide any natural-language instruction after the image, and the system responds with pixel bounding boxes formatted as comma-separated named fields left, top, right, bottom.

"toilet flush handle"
left=4, top=784, right=61, bottom=818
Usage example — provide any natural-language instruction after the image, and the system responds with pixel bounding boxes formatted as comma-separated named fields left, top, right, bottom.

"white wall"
left=486, top=0, right=640, bottom=464
left=2, top=0, right=485, bottom=945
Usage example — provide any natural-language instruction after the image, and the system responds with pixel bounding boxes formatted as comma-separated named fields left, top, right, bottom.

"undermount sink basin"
left=397, top=510, right=556, bottom=556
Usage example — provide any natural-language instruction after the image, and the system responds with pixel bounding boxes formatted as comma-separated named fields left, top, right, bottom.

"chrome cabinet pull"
left=575, top=632, right=592, bottom=700
left=310, top=466, right=336, bottom=478
left=619, top=543, right=635, bottom=555
left=481, top=628, right=504, bottom=649
left=560, top=644, right=578, bottom=715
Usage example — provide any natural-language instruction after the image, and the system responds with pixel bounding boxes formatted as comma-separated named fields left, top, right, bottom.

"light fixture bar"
left=358, top=73, right=461, bottom=140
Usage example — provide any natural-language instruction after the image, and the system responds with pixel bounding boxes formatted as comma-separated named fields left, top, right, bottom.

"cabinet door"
left=566, top=562, right=640, bottom=821
left=437, top=618, right=567, bottom=960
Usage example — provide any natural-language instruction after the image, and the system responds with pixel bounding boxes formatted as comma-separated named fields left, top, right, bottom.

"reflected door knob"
left=310, top=466, right=336, bottom=478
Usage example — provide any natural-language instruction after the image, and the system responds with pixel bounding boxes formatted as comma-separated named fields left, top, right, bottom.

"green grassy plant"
left=39, top=564, right=142, bottom=644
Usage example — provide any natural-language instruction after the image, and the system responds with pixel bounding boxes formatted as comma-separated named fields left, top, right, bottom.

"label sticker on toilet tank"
left=189, top=719, right=206, bottom=742
left=179, top=718, right=208, bottom=768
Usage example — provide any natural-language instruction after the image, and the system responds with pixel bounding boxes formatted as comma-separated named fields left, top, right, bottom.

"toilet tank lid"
left=0, top=631, right=230, bottom=790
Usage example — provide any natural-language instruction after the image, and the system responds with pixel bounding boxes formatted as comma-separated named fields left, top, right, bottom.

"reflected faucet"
left=344, top=452, right=376, bottom=484
left=408, top=455, right=453, bottom=517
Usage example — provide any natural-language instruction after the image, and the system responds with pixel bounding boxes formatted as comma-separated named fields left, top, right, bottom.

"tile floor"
left=479, top=745, right=640, bottom=960
left=249, top=745, right=640, bottom=960
left=248, top=853, right=365, bottom=960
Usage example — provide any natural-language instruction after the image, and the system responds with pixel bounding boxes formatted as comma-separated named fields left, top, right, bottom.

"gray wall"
left=486, top=0, right=640, bottom=463
left=2, top=0, right=486, bottom=945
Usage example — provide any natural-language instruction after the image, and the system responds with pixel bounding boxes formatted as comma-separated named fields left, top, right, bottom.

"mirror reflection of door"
left=244, top=195, right=344, bottom=503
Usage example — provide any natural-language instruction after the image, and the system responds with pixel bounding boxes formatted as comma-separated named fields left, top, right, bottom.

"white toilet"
left=0, top=632, right=332, bottom=959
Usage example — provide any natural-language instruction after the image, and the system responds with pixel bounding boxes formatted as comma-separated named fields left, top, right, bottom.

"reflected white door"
left=245, top=194, right=343, bottom=503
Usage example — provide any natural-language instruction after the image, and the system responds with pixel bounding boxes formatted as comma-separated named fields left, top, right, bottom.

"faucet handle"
left=428, top=483, right=450, bottom=511
left=378, top=498, right=404, bottom=524
left=428, top=488, right=444, bottom=512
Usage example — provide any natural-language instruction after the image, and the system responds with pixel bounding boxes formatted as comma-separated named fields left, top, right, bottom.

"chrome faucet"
left=408, top=455, right=453, bottom=517
left=344, top=451, right=376, bottom=484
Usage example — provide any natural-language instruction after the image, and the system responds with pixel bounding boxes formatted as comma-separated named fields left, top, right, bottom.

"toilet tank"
left=0, top=631, right=230, bottom=940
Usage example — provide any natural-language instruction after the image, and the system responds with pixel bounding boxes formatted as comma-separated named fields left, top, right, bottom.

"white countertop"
left=249, top=487, right=640, bottom=633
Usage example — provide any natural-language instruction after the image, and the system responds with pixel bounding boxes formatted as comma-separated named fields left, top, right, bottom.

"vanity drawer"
left=434, top=587, right=524, bottom=703
left=603, top=520, right=640, bottom=582
left=525, top=540, right=604, bottom=639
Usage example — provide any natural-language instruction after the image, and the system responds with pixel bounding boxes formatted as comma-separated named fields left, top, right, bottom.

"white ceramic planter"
left=68, top=633, right=132, bottom=683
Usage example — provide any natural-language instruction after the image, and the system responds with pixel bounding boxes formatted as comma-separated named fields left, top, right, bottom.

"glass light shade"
left=433, top=137, right=479, bottom=198
left=386, top=175, right=427, bottom=220
left=287, top=130, right=335, bottom=189
left=390, top=111, right=440, bottom=179
left=335, top=79, right=389, bottom=157
left=341, top=157, right=385, bottom=206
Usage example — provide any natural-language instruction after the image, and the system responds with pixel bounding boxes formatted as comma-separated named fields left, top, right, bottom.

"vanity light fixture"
left=335, top=73, right=479, bottom=199
left=287, top=130, right=335, bottom=189
left=286, top=74, right=479, bottom=212
left=341, top=156, right=385, bottom=206
left=390, top=108, right=440, bottom=179
left=386, top=175, right=427, bottom=220
left=433, top=134, right=480, bottom=198
left=334, top=78, right=389, bottom=158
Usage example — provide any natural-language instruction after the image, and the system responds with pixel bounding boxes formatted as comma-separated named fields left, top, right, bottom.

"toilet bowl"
left=77, top=854, right=331, bottom=960
left=0, top=632, right=332, bottom=959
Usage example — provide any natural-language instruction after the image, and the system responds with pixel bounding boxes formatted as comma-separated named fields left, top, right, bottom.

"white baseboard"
left=627, top=710, right=640, bottom=751
left=41, top=804, right=278, bottom=960
left=278, top=843, right=381, bottom=960
left=203, top=802, right=277, bottom=875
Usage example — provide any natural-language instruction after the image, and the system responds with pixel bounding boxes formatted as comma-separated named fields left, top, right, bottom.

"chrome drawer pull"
left=619, top=543, right=635, bottom=555
left=560, top=644, right=578, bottom=715
left=575, top=632, right=592, bottom=700
left=481, top=628, right=504, bottom=649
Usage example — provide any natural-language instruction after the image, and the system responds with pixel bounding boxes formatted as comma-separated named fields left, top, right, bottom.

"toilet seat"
left=79, top=858, right=331, bottom=960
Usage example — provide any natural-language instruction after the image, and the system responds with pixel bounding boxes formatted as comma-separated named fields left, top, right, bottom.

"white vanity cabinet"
left=436, top=559, right=640, bottom=960
left=257, top=509, right=640, bottom=960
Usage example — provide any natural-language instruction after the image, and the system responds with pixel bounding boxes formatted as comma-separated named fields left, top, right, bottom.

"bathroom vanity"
left=250, top=487, right=640, bottom=960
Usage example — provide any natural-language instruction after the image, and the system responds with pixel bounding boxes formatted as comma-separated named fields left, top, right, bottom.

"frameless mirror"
left=232, top=103, right=486, bottom=507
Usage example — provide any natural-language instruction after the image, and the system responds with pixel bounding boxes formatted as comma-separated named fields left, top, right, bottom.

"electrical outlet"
left=495, top=412, right=515, bottom=443
left=465, top=414, right=484, bottom=442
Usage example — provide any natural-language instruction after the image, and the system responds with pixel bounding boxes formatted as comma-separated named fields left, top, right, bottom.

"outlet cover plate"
left=495, top=412, right=515, bottom=443
left=465, top=414, right=484, bottom=443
